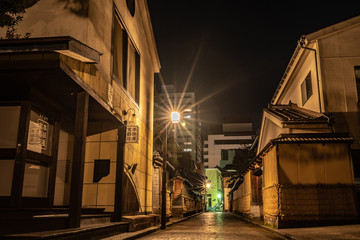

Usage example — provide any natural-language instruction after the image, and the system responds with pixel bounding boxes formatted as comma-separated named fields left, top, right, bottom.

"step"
left=0, top=213, right=112, bottom=235
left=0, top=222, right=129, bottom=239
left=122, top=214, right=160, bottom=232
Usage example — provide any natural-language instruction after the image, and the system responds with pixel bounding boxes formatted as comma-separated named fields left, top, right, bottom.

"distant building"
left=203, top=123, right=256, bottom=168
left=205, top=168, right=223, bottom=212
left=154, top=85, right=202, bottom=169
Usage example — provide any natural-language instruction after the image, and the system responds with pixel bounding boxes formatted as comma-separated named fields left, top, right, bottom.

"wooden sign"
left=126, top=125, right=139, bottom=143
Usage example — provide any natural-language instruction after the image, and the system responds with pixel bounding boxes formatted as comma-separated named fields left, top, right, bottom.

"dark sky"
left=148, top=2, right=360, bottom=132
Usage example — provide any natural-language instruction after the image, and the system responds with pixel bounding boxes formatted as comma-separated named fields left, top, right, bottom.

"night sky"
left=148, top=2, right=360, bottom=133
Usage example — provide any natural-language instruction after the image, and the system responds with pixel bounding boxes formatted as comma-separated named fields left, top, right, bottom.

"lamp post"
left=161, top=111, right=180, bottom=229
left=205, top=181, right=210, bottom=212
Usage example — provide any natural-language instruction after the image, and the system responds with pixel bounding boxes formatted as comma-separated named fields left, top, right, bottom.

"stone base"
left=122, top=214, right=160, bottom=232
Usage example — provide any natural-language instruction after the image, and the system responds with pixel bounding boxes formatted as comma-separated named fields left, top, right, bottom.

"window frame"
left=301, top=72, right=313, bottom=105
left=112, top=6, right=141, bottom=106
left=354, top=66, right=360, bottom=103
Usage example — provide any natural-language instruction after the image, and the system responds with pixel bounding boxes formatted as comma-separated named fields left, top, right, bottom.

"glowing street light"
left=171, top=111, right=180, bottom=123
left=206, top=183, right=211, bottom=189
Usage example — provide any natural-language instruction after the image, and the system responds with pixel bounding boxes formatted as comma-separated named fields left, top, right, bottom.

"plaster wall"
left=205, top=134, right=252, bottom=168
left=277, top=46, right=321, bottom=112
left=232, top=172, right=251, bottom=214
left=278, top=143, right=353, bottom=185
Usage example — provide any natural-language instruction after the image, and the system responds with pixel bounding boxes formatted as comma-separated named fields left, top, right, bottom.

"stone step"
left=0, top=213, right=112, bottom=235
left=122, top=214, right=160, bottom=232
left=0, top=222, right=129, bottom=239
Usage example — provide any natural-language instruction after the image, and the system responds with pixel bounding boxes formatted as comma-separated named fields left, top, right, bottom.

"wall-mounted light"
left=124, top=163, right=138, bottom=174
left=122, top=108, right=136, bottom=125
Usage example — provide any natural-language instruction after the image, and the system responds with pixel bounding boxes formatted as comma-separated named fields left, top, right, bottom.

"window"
left=355, top=66, right=360, bottom=103
left=112, top=10, right=140, bottom=104
left=184, top=142, right=192, bottom=145
left=113, top=14, right=125, bottom=87
left=204, top=158, right=209, bottom=162
left=184, top=148, right=192, bottom=152
left=301, top=72, right=313, bottom=105
left=221, top=149, right=228, bottom=160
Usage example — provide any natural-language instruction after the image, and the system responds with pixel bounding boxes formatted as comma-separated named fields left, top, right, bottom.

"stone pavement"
left=103, top=212, right=360, bottom=240
left=236, top=214, right=360, bottom=240
left=102, top=213, right=203, bottom=240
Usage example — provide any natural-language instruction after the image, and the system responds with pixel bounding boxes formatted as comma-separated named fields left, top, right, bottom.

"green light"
left=217, top=193, right=221, bottom=199
left=181, top=121, right=186, bottom=127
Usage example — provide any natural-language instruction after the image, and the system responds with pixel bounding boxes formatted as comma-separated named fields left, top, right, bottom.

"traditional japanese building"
left=0, top=0, right=160, bottom=236
left=230, top=15, right=360, bottom=228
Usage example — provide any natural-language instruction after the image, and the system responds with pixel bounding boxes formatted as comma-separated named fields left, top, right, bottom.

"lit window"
left=184, top=115, right=191, bottom=119
left=184, top=108, right=192, bottom=112
left=183, top=148, right=192, bottom=152
left=184, top=142, right=192, bottom=145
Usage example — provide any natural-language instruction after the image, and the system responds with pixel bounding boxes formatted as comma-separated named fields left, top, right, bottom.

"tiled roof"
left=271, top=133, right=353, bottom=143
left=265, top=103, right=329, bottom=123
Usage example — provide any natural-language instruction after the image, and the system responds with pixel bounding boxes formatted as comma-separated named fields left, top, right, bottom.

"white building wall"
left=204, top=134, right=252, bottom=168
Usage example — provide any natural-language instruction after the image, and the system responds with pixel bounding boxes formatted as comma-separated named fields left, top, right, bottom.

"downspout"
left=299, top=35, right=323, bottom=113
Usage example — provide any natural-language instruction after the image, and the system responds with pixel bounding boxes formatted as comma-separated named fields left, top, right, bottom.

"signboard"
left=126, top=125, right=139, bottom=143
left=28, top=117, right=49, bottom=152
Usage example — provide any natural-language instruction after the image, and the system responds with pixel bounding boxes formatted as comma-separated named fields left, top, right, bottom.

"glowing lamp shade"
left=171, top=111, right=180, bottom=123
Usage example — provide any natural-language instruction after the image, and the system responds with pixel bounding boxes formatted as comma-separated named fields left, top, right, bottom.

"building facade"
left=0, top=0, right=159, bottom=234
left=205, top=168, right=223, bottom=212
left=203, top=123, right=255, bottom=168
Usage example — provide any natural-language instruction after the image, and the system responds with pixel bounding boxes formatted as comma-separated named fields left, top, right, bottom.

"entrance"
left=0, top=102, right=59, bottom=208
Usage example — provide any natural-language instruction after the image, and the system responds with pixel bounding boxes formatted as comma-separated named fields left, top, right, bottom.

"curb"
left=120, top=212, right=203, bottom=240
left=230, top=213, right=297, bottom=240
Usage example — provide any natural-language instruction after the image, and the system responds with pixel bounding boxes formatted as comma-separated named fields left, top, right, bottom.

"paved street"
left=137, top=212, right=284, bottom=240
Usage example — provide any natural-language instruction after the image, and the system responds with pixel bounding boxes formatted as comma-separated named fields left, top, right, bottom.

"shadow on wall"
left=58, top=0, right=89, bottom=17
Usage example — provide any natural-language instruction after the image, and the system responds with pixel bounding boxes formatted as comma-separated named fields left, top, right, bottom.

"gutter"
left=298, top=35, right=323, bottom=113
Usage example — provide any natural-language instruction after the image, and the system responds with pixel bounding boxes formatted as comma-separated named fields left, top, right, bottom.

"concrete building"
left=231, top=15, right=360, bottom=228
left=0, top=0, right=160, bottom=236
left=154, top=85, right=202, bottom=166
left=203, top=123, right=256, bottom=168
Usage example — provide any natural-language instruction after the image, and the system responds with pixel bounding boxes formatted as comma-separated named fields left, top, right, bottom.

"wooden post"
left=113, top=125, right=126, bottom=221
left=11, top=102, right=31, bottom=208
left=161, top=127, right=167, bottom=229
left=69, top=91, right=89, bottom=228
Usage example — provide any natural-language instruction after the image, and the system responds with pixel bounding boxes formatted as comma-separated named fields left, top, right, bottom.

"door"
left=0, top=102, right=59, bottom=208
left=21, top=105, right=59, bottom=207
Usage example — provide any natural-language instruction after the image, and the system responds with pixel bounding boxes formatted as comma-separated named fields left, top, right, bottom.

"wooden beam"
left=11, top=102, right=30, bottom=208
left=69, top=91, right=89, bottom=228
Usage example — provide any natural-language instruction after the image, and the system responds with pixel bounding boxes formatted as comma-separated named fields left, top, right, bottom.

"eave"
left=0, top=36, right=102, bottom=63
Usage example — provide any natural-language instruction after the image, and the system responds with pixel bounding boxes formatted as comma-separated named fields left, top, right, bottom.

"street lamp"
left=161, top=111, right=180, bottom=229
left=171, top=111, right=180, bottom=123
